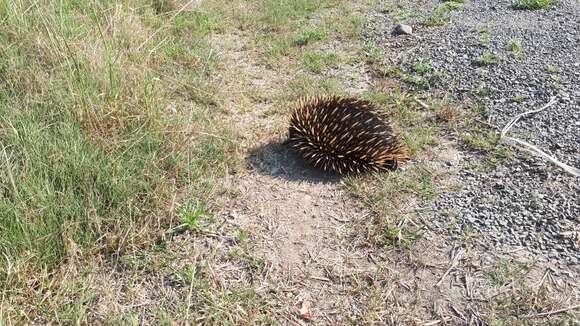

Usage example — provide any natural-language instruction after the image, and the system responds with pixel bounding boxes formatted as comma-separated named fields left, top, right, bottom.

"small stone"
left=394, top=23, right=413, bottom=35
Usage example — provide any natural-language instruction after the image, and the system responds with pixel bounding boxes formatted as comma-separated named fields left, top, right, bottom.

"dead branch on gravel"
left=500, top=97, right=557, bottom=139
left=499, top=97, right=580, bottom=177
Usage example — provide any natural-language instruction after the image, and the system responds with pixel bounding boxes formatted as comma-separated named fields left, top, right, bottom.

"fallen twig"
left=500, top=97, right=557, bottom=138
left=499, top=97, right=580, bottom=177
left=504, top=136, right=580, bottom=177
left=522, top=304, right=580, bottom=319
left=414, top=97, right=431, bottom=110
left=436, top=249, right=463, bottom=287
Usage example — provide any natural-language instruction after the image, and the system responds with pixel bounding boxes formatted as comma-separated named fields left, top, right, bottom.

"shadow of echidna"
left=287, top=96, right=408, bottom=174
left=247, top=141, right=341, bottom=183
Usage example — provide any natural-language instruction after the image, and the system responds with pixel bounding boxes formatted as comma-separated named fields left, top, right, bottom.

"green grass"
left=485, top=260, right=530, bottom=287
left=512, top=95, right=524, bottom=103
left=546, top=65, right=560, bottom=74
left=411, top=60, right=433, bottom=74
left=0, top=0, right=243, bottom=319
left=361, top=44, right=383, bottom=64
left=512, top=0, right=551, bottom=10
left=343, top=164, right=436, bottom=249
left=301, top=51, right=340, bottom=72
left=423, top=0, right=464, bottom=27
left=293, top=28, right=327, bottom=46
left=479, top=33, right=491, bottom=47
left=342, top=89, right=445, bottom=250
left=474, top=51, right=502, bottom=66
left=506, top=39, right=524, bottom=57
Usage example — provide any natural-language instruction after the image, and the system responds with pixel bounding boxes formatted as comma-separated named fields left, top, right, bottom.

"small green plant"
left=381, top=3, right=417, bottom=23
left=461, top=129, right=500, bottom=151
left=411, top=60, right=433, bottom=74
left=293, top=28, right=326, bottom=46
left=401, top=74, right=430, bottom=90
left=474, top=52, right=502, bottom=66
left=361, top=44, right=382, bottom=64
left=423, top=0, right=464, bottom=26
left=506, top=39, right=524, bottom=57
left=478, top=33, right=491, bottom=47
left=512, top=95, right=524, bottom=103
left=380, top=216, right=421, bottom=250
left=176, top=200, right=214, bottom=232
left=475, top=24, right=491, bottom=34
left=475, top=82, right=492, bottom=97
left=485, top=261, right=530, bottom=287
left=546, top=65, right=560, bottom=73
left=301, top=51, right=339, bottom=73
left=512, top=0, right=550, bottom=10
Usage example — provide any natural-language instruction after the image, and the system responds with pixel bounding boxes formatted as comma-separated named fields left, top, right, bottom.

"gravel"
left=365, top=0, right=579, bottom=266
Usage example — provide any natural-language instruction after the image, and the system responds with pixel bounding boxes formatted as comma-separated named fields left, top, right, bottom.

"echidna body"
left=288, top=96, right=408, bottom=174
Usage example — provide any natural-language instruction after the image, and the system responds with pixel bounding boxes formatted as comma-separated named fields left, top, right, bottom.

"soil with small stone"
left=365, top=0, right=579, bottom=270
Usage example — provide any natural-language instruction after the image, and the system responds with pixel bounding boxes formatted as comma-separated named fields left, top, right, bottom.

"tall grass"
left=0, top=0, right=237, bottom=286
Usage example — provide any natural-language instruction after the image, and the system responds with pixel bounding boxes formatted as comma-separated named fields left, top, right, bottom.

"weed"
left=401, top=74, right=430, bottom=90
left=512, top=95, right=524, bottom=103
left=479, top=33, right=491, bottom=47
left=512, top=0, right=551, bottom=10
left=506, top=39, right=524, bottom=57
left=176, top=200, right=214, bottom=232
left=423, top=0, right=464, bottom=27
left=381, top=3, right=417, bottom=23
left=485, top=260, right=530, bottom=287
left=379, top=215, right=422, bottom=249
left=475, top=24, right=491, bottom=34
left=361, top=91, right=391, bottom=105
left=361, top=44, right=382, bottom=64
left=343, top=164, right=436, bottom=249
left=476, top=82, right=493, bottom=97
left=293, top=28, right=326, bottom=46
left=301, top=51, right=340, bottom=73
left=474, top=52, right=502, bottom=66
left=546, top=65, right=560, bottom=73
left=411, top=60, right=433, bottom=74
left=461, top=128, right=500, bottom=152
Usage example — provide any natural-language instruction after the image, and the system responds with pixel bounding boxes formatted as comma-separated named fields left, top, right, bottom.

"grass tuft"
left=512, top=0, right=550, bottom=10
left=474, top=51, right=502, bottom=66
left=423, top=0, right=464, bottom=27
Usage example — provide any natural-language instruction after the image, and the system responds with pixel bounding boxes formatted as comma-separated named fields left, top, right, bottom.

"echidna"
left=288, top=96, right=408, bottom=174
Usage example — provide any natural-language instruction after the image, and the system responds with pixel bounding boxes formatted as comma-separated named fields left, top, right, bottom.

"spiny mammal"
left=288, top=96, right=408, bottom=174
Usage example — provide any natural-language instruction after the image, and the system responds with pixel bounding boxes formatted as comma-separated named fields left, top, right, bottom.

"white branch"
left=500, top=97, right=557, bottom=138
left=504, top=137, right=580, bottom=177
left=499, top=97, right=580, bottom=177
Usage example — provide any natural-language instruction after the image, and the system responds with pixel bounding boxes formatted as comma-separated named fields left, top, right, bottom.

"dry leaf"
left=299, top=301, right=313, bottom=320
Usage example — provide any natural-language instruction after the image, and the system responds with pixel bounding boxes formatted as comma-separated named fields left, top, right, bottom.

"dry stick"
left=414, top=97, right=431, bottom=110
left=522, top=304, right=580, bottom=319
left=500, top=96, right=557, bottom=138
left=499, top=97, right=580, bottom=177
left=505, top=136, right=580, bottom=177
left=436, top=250, right=462, bottom=287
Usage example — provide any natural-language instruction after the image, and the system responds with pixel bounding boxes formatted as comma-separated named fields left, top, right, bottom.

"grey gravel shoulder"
left=365, top=0, right=579, bottom=270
